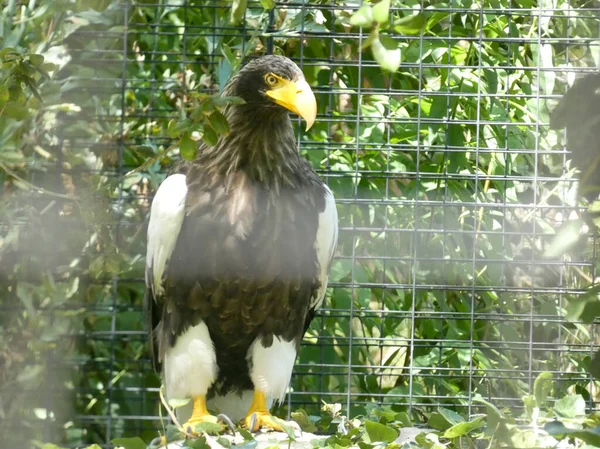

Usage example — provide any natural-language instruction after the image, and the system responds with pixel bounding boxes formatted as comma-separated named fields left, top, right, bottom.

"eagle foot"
left=180, top=395, right=229, bottom=436
left=245, top=410, right=286, bottom=432
left=182, top=414, right=238, bottom=437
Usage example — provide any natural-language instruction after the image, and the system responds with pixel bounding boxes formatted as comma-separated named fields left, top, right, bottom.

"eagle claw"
left=217, top=413, right=236, bottom=434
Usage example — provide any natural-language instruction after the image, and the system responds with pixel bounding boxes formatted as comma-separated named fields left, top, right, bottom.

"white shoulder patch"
left=146, top=173, right=188, bottom=297
left=311, top=184, right=338, bottom=309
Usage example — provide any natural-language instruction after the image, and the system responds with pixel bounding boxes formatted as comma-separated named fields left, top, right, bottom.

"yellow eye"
left=265, top=74, right=278, bottom=86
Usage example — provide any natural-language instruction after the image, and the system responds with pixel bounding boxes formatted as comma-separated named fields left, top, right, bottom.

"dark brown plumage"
left=158, top=154, right=326, bottom=396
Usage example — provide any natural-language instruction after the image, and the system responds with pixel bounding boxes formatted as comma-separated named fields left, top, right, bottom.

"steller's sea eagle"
left=144, top=55, right=338, bottom=433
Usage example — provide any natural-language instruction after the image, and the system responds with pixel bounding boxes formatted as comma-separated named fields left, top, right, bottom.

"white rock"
left=159, top=431, right=326, bottom=449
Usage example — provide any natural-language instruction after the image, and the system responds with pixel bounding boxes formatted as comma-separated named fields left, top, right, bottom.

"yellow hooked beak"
left=265, top=78, right=317, bottom=131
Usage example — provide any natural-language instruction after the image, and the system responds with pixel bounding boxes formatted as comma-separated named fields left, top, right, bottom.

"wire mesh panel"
left=1, top=1, right=600, bottom=448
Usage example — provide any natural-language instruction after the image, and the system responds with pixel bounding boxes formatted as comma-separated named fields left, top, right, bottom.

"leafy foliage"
left=0, top=0, right=598, bottom=448
left=349, top=0, right=406, bottom=72
left=66, top=374, right=600, bottom=448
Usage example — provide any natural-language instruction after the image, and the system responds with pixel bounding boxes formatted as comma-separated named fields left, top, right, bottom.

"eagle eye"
left=264, top=74, right=279, bottom=86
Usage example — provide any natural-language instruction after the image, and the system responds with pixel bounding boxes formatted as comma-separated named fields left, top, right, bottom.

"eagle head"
left=227, top=55, right=317, bottom=130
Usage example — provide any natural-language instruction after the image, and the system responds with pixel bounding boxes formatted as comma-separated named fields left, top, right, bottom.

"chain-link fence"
left=1, top=1, right=600, bottom=448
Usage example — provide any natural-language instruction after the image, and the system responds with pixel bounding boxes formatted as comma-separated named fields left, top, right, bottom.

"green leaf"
left=167, top=397, right=191, bottom=409
left=415, top=432, right=446, bottom=449
left=212, top=96, right=246, bottom=107
left=277, top=418, right=297, bottom=441
left=164, top=424, right=184, bottom=442
left=216, top=437, right=231, bottom=448
left=533, top=371, right=553, bottom=407
left=566, top=293, right=600, bottom=324
left=23, top=76, right=43, bottom=102
left=590, top=350, right=600, bottom=381
left=259, top=0, right=275, bottom=10
left=111, top=437, right=148, bottom=449
left=363, top=420, right=399, bottom=443
left=523, top=395, right=536, bottom=420
left=427, top=413, right=452, bottom=431
left=291, top=409, right=318, bottom=433
left=194, top=421, right=223, bottom=435
left=76, top=9, right=116, bottom=25
left=554, top=394, right=586, bottom=418
left=40, top=62, right=57, bottom=72
left=231, top=0, right=248, bottom=25
left=238, top=428, right=255, bottom=442
left=350, top=5, right=374, bottom=28
left=3, top=102, right=29, bottom=120
left=370, top=33, right=401, bottom=72
left=186, top=437, right=211, bottom=449
left=130, top=144, right=156, bottom=159
left=394, top=13, right=426, bottom=35
left=361, top=29, right=378, bottom=50
left=0, top=47, right=16, bottom=58
left=0, top=85, right=9, bottom=105
left=203, top=125, right=218, bottom=146
left=395, top=411, right=412, bottom=427
left=372, top=0, right=390, bottom=24
left=167, top=119, right=182, bottom=138
left=208, top=110, right=230, bottom=135
left=88, top=256, right=105, bottom=278
left=509, top=429, right=537, bottom=448
left=104, top=254, right=121, bottom=275
left=438, top=407, right=464, bottom=425
left=568, top=284, right=600, bottom=322
left=180, top=131, right=197, bottom=160
left=545, top=421, right=600, bottom=446
left=198, top=100, right=215, bottom=115
left=29, top=54, right=44, bottom=66
left=443, top=417, right=485, bottom=439
left=472, top=395, right=508, bottom=439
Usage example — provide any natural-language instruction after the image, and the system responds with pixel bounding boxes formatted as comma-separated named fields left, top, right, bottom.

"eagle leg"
left=182, top=395, right=218, bottom=433
left=243, top=390, right=285, bottom=432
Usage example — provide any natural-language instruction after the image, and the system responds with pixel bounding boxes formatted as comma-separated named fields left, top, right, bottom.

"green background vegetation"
left=1, top=0, right=600, bottom=448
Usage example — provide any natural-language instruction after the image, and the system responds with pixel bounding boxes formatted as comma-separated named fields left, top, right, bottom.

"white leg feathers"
left=164, top=330, right=296, bottom=422
left=248, top=336, right=297, bottom=403
left=164, top=321, right=218, bottom=400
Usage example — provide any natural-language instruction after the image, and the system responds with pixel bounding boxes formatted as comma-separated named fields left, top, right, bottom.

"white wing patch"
left=146, top=173, right=188, bottom=297
left=311, top=184, right=338, bottom=309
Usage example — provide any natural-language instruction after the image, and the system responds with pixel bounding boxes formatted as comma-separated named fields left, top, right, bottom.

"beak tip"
left=305, top=118, right=315, bottom=131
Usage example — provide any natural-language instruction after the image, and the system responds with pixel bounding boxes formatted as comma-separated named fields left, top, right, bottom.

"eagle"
left=144, top=55, right=339, bottom=433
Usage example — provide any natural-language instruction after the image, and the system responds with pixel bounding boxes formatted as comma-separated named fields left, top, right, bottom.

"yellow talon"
left=243, top=390, right=285, bottom=432
left=182, top=395, right=217, bottom=433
